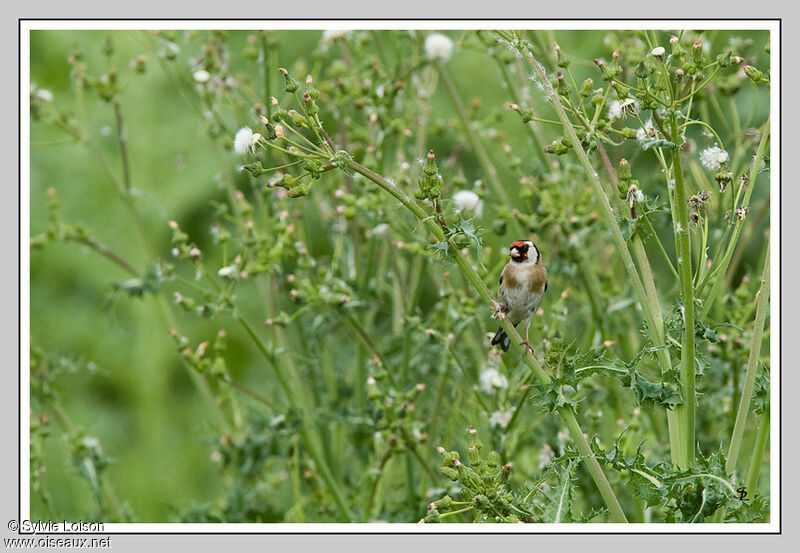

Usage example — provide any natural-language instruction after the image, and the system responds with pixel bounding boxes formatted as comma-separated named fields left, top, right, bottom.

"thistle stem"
left=670, top=111, right=697, bottom=464
left=726, top=245, right=770, bottom=475
left=745, top=407, right=769, bottom=493
left=699, top=119, right=770, bottom=320
left=237, top=315, right=353, bottom=521
left=518, top=40, right=684, bottom=465
left=345, top=157, right=628, bottom=523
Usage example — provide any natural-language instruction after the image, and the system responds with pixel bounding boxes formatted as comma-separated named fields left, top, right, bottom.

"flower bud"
left=716, top=49, right=734, bottom=67
left=618, top=158, right=631, bottom=183
left=715, top=168, right=733, bottom=192
left=468, top=443, right=480, bottom=465
left=634, top=60, right=651, bottom=79
left=579, top=77, right=594, bottom=97
left=692, top=41, right=705, bottom=65
left=433, top=495, right=454, bottom=509
left=744, top=65, right=765, bottom=83
left=279, top=67, right=299, bottom=92
left=415, top=150, right=443, bottom=200
left=556, top=71, right=570, bottom=97
left=288, top=185, right=310, bottom=198
left=424, top=508, right=441, bottom=523
left=133, top=55, right=147, bottom=74
left=240, top=161, right=264, bottom=177
left=554, top=43, right=570, bottom=68
left=440, top=466, right=459, bottom=481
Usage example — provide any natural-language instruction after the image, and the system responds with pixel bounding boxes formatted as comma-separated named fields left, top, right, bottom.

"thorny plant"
left=30, top=28, right=770, bottom=523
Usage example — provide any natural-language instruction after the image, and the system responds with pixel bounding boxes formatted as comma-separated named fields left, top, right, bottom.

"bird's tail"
left=491, top=326, right=511, bottom=352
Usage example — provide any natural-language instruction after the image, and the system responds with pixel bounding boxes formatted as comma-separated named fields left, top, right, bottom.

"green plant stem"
left=641, top=214, right=679, bottom=280
left=745, top=407, right=769, bottom=493
left=495, top=60, right=548, bottom=167
left=227, top=376, right=281, bottom=411
left=699, top=120, right=770, bottom=320
left=364, top=446, right=394, bottom=521
left=440, top=505, right=474, bottom=519
left=42, top=233, right=140, bottom=278
left=433, top=60, right=525, bottom=237
left=726, top=245, right=770, bottom=475
left=669, top=112, right=696, bottom=465
left=630, top=236, right=683, bottom=461
left=106, top=96, right=229, bottom=435
left=343, top=316, right=397, bottom=388
left=112, top=101, right=132, bottom=193
left=237, top=314, right=353, bottom=521
left=345, top=157, right=627, bottom=523
left=111, top=100, right=153, bottom=262
left=299, top=427, right=353, bottom=521
left=519, top=43, right=683, bottom=465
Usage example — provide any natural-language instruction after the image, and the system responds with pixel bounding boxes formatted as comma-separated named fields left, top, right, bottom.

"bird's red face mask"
left=509, top=240, right=530, bottom=262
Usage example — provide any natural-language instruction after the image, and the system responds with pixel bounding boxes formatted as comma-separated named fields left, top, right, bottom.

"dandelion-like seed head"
left=626, top=184, right=645, bottom=208
left=193, top=70, right=211, bottom=84
left=424, top=33, right=454, bottom=62
left=489, top=409, right=514, bottom=429
left=233, top=126, right=262, bottom=155
left=452, top=190, right=483, bottom=218
left=33, top=87, right=54, bottom=102
left=321, top=29, right=351, bottom=45
left=478, top=367, right=508, bottom=394
left=699, top=145, right=729, bottom=171
left=609, top=98, right=639, bottom=119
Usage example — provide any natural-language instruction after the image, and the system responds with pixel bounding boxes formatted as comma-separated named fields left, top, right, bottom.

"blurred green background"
left=29, top=28, right=771, bottom=522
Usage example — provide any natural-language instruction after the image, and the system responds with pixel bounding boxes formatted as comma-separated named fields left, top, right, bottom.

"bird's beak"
left=510, top=247, right=519, bottom=258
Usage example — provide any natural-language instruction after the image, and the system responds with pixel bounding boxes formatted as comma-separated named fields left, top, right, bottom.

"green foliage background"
left=29, top=28, right=771, bottom=523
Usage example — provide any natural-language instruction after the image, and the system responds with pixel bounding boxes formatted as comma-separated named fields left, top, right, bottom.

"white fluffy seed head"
left=424, top=33, right=454, bottom=62
left=34, top=88, right=54, bottom=101
left=489, top=409, right=513, bottom=429
left=608, top=98, right=639, bottom=119
left=233, top=126, right=262, bottom=155
left=452, top=190, right=483, bottom=217
left=699, top=145, right=729, bottom=171
left=193, top=70, right=211, bottom=83
left=321, top=29, right=351, bottom=44
left=478, top=368, right=508, bottom=394
left=627, top=184, right=645, bottom=207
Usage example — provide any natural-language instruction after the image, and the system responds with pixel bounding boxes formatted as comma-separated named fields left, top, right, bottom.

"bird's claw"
left=492, top=301, right=507, bottom=320
left=519, top=341, right=534, bottom=355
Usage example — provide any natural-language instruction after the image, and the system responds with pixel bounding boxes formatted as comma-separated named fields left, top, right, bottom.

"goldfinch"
left=491, top=240, right=548, bottom=353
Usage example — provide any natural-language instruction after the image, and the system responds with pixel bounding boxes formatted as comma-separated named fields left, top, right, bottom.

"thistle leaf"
left=540, top=459, right=577, bottom=523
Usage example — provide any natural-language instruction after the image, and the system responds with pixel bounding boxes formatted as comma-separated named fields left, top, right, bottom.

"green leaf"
left=593, top=434, right=744, bottom=522
left=752, top=367, right=770, bottom=415
left=641, top=138, right=679, bottom=151
left=427, top=239, right=451, bottom=260
left=540, top=459, right=577, bottom=523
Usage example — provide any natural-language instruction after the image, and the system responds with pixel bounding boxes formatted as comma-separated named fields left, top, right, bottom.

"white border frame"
left=20, top=19, right=780, bottom=534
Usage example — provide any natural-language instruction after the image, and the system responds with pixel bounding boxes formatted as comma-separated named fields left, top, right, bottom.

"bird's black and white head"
left=508, top=240, right=538, bottom=265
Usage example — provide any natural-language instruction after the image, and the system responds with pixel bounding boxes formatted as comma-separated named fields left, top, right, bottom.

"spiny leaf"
left=593, top=432, right=746, bottom=522
left=540, top=459, right=577, bottom=523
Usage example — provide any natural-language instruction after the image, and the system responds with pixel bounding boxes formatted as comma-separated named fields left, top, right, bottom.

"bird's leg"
left=519, top=318, right=534, bottom=354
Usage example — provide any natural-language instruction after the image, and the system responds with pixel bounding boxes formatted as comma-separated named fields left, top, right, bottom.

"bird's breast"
left=500, top=264, right=547, bottom=324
